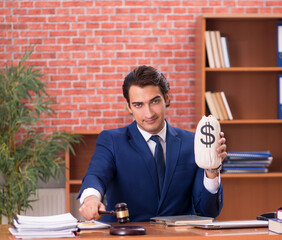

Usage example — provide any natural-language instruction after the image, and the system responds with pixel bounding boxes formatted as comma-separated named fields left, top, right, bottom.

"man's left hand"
left=205, top=131, right=226, bottom=179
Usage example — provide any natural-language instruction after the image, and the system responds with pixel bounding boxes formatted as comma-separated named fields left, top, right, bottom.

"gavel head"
left=115, top=202, right=130, bottom=223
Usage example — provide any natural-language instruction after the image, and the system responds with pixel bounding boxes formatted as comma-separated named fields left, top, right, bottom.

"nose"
left=144, top=104, right=154, bottom=118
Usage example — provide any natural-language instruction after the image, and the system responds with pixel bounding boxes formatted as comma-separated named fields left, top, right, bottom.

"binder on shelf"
left=205, top=31, right=215, bottom=68
left=226, top=151, right=272, bottom=160
left=221, top=37, right=231, bottom=68
left=279, top=75, right=282, bottom=119
left=222, top=151, right=273, bottom=174
left=277, top=23, right=282, bottom=67
left=221, top=167, right=268, bottom=174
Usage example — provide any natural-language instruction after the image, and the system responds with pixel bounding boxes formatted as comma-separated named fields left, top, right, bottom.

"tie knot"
left=150, top=135, right=161, bottom=144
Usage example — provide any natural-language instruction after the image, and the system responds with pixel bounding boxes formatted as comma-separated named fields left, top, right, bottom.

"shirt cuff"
left=80, top=188, right=102, bottom=204
left=203, top=172, right=221, bottom=194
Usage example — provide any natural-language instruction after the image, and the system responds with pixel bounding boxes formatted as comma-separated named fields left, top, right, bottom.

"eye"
left=152, top=99, right=160, bottom=104
left=133, top=103, right=142, bottom=108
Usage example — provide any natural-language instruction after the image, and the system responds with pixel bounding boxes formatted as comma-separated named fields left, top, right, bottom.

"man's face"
left=127, top=85, right=169, bottom=134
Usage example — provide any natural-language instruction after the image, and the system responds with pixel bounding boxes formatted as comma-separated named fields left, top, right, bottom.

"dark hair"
left=122, top=65, right=170, bottom=107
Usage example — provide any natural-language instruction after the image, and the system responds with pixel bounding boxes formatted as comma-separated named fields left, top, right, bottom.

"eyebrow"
left=131, top=95, right=161, bottom=105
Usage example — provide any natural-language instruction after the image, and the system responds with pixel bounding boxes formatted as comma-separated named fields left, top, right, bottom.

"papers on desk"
left=9, top=213, right=78, bottom=239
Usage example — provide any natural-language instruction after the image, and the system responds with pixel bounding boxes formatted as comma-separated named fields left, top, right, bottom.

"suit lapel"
left=127, top=122, right=159, bottom=194
left=158, top=123, right=181, bottom=209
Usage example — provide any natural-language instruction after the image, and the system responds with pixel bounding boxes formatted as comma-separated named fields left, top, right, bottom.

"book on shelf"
left=150, top=215, right=214, bottom=226
left=277, top=23, right=282, bottom=67
left=225, top=151, right=272, bottom=160
left=205, top=91, right=233, bottom=121
left=220, top=91, right=233, bottom=120
left=9, top=213, right=78, bottom=239
left=268, top=218, right=282, bottom=234
left=221, top=167, right=268, bottom=174
left=205, top=30, right=230, bottom=68
left=215, top=92, right=229, bottom=120
left=210, top=31, right=221, bottom=68
left=220, top=36, right=231, bottom=68
left=211, top=92, right=224, bottom=120
left=278, top=209, right=282, bottom=220
left=222, top=151, right=273, bottom=174
left=279, top=75, right=282, bottom=119
left=205, top=31, right=215, bottom=68
left=223, top=161, right=272, bottom=168
left=205, top=91, right=220, bottom=119
left=215, top=31, right=225, bottom=68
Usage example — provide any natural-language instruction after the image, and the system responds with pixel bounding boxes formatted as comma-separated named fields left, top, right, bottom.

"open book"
left=150, top=215, right=214, bottom=226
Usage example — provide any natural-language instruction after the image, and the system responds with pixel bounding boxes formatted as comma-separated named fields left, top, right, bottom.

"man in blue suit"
left=78, top=66, right=226, bottom=222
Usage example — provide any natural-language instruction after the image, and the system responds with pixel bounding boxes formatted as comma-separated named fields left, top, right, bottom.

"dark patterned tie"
left=150, top=135, right=165, bottom=196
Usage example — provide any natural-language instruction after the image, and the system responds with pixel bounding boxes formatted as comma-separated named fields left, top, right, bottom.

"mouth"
left=144, top=117, right=158, bottom=124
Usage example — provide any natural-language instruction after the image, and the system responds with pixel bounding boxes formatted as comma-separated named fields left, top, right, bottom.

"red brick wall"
left=1, top=1, right=281, bottom=132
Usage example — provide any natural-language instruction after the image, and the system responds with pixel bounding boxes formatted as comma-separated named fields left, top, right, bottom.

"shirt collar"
left=137, top=121, right=167, bottom=143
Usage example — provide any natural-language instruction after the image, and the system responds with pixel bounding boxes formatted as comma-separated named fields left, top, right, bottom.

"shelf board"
left=205, top=67, right=282, bottom=72
left=69, top=180, right=82, bottom=185
left=221, top=172, right=282, bottom=178
left=220, top=119, right=282, bottom=124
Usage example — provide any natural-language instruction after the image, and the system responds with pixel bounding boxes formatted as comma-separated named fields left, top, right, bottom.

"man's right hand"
left=79, top=195, right=106, bottom=220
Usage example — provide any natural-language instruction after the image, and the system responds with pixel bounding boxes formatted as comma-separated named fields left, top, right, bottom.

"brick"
left=238, top=1, right=264, bottom=6
left=52, top=119, right=80, bottom=125
left=0, top=24, right=11, bottom=30
left=59, top=112, right=72, bottom=118
left=63, top=1, right=93, bottom=7
left=267, top=1, right=282, bottom=6
left=35, top=1, right=60, bottom=7
left=88, top=111, right=102, bottom=117
left=18, top=17, right=46, bottom=22
left=51, top=104, right=78, bottom=111
left=50, top=31, right=77, bottom=37
left=73, top=112, right=87, bottom=118
left=81, top=119, right=95, bottom=125
left=103, top=111, right=117, bottom=117
left=49, top=60, right=76, bottom=66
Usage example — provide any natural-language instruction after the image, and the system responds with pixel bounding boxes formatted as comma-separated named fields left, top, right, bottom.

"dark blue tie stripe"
left=150, top=135, right=165, bottom=196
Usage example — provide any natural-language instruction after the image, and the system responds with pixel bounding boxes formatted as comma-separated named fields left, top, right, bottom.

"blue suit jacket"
left=78, top=121, right=223, bottom=222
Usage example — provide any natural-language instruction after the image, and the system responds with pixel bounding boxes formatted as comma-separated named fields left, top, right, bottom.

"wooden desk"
left=2, top=223, right=281, bottom=240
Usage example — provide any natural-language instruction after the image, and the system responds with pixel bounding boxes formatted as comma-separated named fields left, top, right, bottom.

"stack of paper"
left=222, top=151, right=273, bottom=174
left=9, top=213, right=78, bottom=239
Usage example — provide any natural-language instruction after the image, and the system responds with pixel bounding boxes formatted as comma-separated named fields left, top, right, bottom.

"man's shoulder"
left=99, top=122, right=135, bottom=137
left=168, top=124, right=195, bottom=138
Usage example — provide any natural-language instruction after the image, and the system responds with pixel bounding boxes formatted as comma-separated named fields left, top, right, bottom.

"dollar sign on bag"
left=200, top=122, right=215, bottom=148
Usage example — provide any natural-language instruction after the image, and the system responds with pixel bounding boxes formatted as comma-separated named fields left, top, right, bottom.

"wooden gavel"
left=98, top=202, right=130, bottom=223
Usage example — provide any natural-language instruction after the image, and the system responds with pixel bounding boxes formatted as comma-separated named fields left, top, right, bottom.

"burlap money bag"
left=194, top=115, right=221, bottom=169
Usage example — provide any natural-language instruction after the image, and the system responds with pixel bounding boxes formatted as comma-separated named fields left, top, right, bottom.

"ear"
left=126, top=103, right=133, bottom=114
left=165, top=93, right=170, bottom=107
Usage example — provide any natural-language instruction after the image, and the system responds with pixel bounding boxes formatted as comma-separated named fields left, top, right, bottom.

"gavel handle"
left=98, top=210, right=116, bottom=215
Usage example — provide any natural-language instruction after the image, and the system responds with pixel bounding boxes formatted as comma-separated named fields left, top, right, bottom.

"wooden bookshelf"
left=65, top=131, right=100, bottom=214
left=196, top=14, right=282, bottom=221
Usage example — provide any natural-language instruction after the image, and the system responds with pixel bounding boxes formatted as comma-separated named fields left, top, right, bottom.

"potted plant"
left=0, top=51, right=81, bottom=223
